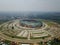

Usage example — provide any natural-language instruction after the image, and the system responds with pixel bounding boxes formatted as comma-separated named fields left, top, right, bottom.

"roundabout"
left=0, top=19, right=60, bottom=45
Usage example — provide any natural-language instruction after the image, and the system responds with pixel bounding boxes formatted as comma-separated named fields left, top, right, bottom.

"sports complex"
left=0, top=19, right=60, bottom=45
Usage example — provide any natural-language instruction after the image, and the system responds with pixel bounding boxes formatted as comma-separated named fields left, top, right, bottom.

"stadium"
left=20, top=19, right=42, bottom=28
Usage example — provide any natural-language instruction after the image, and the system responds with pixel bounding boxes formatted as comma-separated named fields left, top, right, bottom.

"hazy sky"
left=0, top=0, right=60, bottom=12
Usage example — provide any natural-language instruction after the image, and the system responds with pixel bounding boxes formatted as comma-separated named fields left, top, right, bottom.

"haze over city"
left=0, top=0, right=60, bottom=12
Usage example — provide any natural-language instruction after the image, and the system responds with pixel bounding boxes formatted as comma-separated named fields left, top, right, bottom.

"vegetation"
left=3, top=33, right=27, bottom=39
left=30, top=36, right=50, bottom=39
left=50, top=38, right=60, bottom=45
